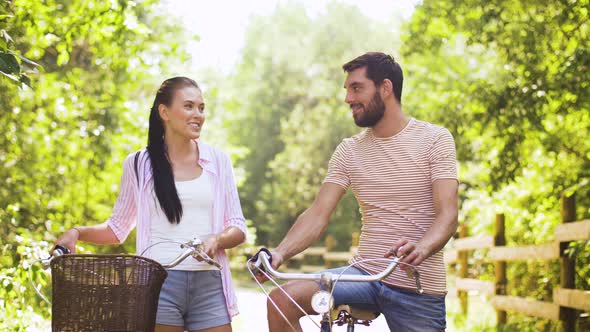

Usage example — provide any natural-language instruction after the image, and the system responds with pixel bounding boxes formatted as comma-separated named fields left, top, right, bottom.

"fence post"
left=325, top=235, right=335, bottom=268
left=458, top=223, right=468, bottom=315
left=325, top=235, right=335, bottom=251
left=494, top=213, right=507, bottom=329
left=559, top=192, right=576, bottom=332
left=351, top=232, right=359, bottom=248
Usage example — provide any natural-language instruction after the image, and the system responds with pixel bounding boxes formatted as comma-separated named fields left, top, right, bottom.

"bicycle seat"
left=331, top=304, right=380, bottom=322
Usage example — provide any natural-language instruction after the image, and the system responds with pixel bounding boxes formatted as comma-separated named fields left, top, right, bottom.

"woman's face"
left=159, top=86, right=205, bottom=140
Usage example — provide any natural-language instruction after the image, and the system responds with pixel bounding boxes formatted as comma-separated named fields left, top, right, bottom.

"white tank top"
left=147, top=171, right=217, bottom=270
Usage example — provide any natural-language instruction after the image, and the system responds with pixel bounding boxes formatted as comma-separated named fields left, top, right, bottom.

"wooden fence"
left=242, top=181, right=589, bottom=331
left=279, top=232, right=360, bottom=273
left=445, top=186, right=590, bottom=331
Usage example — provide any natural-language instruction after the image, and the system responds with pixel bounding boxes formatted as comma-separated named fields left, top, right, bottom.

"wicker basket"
left=51, top=254, right=168, bottom=332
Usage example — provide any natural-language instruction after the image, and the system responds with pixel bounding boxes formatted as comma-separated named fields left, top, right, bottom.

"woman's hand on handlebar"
left=194, top=234, right=226, bottom=263
left=197, top=234, right=220, bottom=261
left=52, top=228, right=79, bottom=254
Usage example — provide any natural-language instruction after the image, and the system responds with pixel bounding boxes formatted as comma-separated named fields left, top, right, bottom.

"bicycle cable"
left=247, top=262, right=321, bottom=331
left=26, top=258, right=51, bottom=305
left=329, top=257, right=423, bottom=308
left=247, top=255, right=423, bottom=332
left=139, top=240, right=186, bottom=256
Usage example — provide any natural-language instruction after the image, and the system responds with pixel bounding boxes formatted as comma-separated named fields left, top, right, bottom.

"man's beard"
left=352, top=92, right=385, bottom=127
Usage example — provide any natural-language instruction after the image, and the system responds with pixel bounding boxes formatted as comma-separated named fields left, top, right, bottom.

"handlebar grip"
left=206, top=258, right=222, bottom=269
left=53, top=245, right=70, bottom=256
left=42, top=245, right=71, bottom=270
left=250, top=248, right=272, bottom=273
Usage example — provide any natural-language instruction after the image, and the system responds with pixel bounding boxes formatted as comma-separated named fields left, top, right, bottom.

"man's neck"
left=371, top=105, right=409, bottom=138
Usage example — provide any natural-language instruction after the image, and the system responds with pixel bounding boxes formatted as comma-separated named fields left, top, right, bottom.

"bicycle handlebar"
left=159, top=239, right=222, bottom=269
left=42, top=238, right=221, bottom=270
left=249, top=248, right=423, bottom=293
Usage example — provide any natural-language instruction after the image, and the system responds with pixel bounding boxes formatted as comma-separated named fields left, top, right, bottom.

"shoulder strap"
left=133, top=151, right=140, bottom=186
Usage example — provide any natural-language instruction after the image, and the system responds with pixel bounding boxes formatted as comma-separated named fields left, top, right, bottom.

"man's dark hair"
left=342, top=52, right=403, bottom=104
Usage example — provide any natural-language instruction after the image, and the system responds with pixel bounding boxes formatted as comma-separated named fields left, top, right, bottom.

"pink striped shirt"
left=324, top=118, right=457, bottom=294
left=106, top=140, right=246, bottom=317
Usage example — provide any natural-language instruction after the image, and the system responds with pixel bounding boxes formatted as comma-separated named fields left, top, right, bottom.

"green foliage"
left=404, top=0, right=590, bottom=189
left=2, top=0, right=589, bottom=330
left=0, top=0, right=191, bottom=329
left=225, top=1, right=404, bottom=246
left=404, top=0, right=590, bottom=330
left=0, top=1, right=39, bottom=87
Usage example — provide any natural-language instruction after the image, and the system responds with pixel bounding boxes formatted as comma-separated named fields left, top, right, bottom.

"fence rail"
left=446, top=189, right=589, bottom=331
left=279, top=233, right=359, bottom=273
left=237, top=181, right=589, bottom=331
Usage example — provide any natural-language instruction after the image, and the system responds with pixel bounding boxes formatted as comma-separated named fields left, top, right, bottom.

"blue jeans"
left=157, top=270, right=230, bottom=331
left=327, top=267, right=446, bottom=332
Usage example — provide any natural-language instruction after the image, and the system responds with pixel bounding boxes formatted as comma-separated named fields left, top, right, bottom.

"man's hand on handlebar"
left=253, top=250, right=284, bottom=283
left=384, top=238, right=429, bottom=271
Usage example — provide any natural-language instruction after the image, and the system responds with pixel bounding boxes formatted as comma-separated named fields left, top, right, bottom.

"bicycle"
left=247, top=248, right=423, bottom=332
left=34, top=237, right=220, bottom=332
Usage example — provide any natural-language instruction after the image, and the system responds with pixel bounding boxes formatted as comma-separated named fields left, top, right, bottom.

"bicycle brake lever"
left=196, top=251, right=222, bottom=269
left=394, top=257, right=423, bottom=294
left=206, top=258, right=222, bottom=269
left=412, top=269, right=423, bottom=294
left=395, top=255, right=416, bottom=279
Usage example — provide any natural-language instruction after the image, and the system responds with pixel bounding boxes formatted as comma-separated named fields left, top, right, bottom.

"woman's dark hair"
left=147, top=76, right=200, bottom=224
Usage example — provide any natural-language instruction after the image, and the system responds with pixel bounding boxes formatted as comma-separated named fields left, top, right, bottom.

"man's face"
left=343, top=67, right=385, bottom=127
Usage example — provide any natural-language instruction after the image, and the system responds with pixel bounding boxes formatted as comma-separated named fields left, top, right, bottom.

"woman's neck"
left=164, top=134, right=197, bottom=162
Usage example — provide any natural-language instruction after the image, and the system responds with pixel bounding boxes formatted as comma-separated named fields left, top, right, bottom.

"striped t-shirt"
left=324, top=118, right=457, bottom=294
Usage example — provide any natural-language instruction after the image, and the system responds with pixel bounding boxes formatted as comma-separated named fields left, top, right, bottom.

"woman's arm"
left=53, top=152, right=140, bottom=253
left=215, top=225, right=246, bottom=249
left=221, top=151, right=248, bottom=239
left=54, top=223, right=120, bottom=253
left=201, top=226, right=245, bottom=259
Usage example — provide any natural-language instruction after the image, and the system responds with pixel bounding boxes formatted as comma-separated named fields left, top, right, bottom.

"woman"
left=54, top=77, right=246, bottom=332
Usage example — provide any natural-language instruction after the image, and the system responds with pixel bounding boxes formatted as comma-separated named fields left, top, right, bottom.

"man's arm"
left=271, top=183, right=346, bottom=268
left=386, top=179, right=459, bottom=266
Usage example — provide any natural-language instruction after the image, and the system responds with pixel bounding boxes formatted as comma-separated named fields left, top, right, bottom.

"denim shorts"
left=325, top=266, right=446, bottom=332
left=156, top=270, right=230, bottom=331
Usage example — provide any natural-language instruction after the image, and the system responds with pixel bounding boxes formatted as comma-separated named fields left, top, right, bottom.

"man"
left=264, top=52, right=458, bottom=332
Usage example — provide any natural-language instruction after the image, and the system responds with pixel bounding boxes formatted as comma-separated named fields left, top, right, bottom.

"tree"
left=0, top=0, right=192, bottom=329
left=223, top=1, right=405, bottom=246
left=403, top=1, right=589, bottom=330
left=404, top=0, right=589, bottom=188
left=0, top=1, right=38, bottom=87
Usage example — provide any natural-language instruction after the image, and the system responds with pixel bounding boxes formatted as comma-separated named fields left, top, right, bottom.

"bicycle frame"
left=248, top=249, right=423, bottom=332
left=34, top=238, right=222, bottom=331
